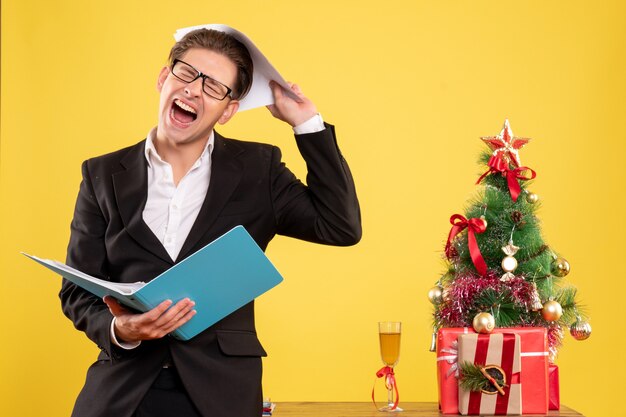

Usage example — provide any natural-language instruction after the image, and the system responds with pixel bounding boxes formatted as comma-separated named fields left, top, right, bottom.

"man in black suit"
left=60, top=27, right=361, bottom=417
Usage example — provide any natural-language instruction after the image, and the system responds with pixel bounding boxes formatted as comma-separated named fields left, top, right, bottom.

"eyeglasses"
left=170, top=59, right=233, bottom=101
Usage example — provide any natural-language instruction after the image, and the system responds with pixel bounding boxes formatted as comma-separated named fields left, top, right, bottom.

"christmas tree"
left=430, top=120, right=591, bottom=361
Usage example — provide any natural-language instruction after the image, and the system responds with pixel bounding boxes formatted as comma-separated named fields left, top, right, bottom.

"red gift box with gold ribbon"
left=457, top=333, right=522, bottom=415
left=436, top=327, right=548, bottom=414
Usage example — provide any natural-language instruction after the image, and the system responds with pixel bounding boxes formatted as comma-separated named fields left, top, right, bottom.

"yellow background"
left=1, top=1, right=623, bottom=416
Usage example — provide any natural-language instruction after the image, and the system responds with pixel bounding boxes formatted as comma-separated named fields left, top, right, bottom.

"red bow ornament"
left=445, top=214, right=488, bottom=276
left=476, top=155, right=537, bottom=202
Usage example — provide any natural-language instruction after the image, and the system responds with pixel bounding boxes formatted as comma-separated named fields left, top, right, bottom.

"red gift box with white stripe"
left=436, top=327, right=548, bottom=414
left=457, top=333, right=522, bottom=415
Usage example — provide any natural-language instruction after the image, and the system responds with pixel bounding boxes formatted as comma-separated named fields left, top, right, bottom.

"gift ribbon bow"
left=445, top=214, right=488, bottom=276
left=476, top=155, right=537, bottom=202
left=436, top=340, right=460, bottom=378
left=371, top=366, right=400, bottom=411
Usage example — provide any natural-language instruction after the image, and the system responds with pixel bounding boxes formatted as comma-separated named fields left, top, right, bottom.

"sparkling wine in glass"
left=378, top=321, right=402, bottom=412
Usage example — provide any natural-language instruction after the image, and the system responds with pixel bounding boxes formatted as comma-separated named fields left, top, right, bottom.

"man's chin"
left=158, top=126, right=214, bottom=148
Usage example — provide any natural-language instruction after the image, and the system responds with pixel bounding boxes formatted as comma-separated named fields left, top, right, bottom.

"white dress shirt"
left=111, top=114, right=325, bottom=349
left=143, top=128, right=214, bottom=262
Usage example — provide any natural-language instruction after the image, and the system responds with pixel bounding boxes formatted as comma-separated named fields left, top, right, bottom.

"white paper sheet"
left=174, top=24, right=300, bottom=111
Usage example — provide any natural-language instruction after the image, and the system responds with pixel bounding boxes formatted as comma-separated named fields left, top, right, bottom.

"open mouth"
left=171, top=99, right=197, bottom=124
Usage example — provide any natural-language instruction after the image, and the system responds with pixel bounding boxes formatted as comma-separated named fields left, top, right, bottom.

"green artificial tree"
left=429, top=120, right=591, bottom=361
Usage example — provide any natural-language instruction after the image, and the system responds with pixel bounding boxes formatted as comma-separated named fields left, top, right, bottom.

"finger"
left=152, top=298, right=194, bottom=328
left=266, top=105, right=285, bottom=121
left=269, top=81, right=283, bottom=97
left=271, top=80, right=297, bottom=102
left=151, top=303, right=195, bottom=337
left=103, top=296, right=129, bottom=317
left=266, top=104, right=278, bottom=117
left=160, top=309, right=198, bottom=335
left=160, top=299, right=194, bottom=323
left=281, top=83, right=304, bottom=102
left=141, top=299, right=174, bottom=322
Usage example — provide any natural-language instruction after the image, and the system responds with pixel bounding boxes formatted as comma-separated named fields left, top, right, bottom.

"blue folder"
left=24, top=226, right=284, bottom=341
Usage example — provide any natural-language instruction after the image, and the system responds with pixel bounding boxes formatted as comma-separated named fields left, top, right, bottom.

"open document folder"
left=23, top=226, right=283, bottom=341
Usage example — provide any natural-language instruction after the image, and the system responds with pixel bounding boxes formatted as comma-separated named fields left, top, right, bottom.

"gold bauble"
left=570, top=319, right=592, bottom=341
left=541, top=300, right=563, bottom=322
left=472, top=312, right=495, bottom=334
left=526, top=192, right=539, bottom=204
left=428, top=286, right=444, bottom=304
left=501, top=255, right=518, bottom=273
left=552, top=258, right=570, bottom=277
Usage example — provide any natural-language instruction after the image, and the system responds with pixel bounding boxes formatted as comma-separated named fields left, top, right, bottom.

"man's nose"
left=184, top=77, right=203, bottom=97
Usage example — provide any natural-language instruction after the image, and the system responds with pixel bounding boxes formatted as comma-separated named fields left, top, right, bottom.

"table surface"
left=272, top=402, right=583, bottom=416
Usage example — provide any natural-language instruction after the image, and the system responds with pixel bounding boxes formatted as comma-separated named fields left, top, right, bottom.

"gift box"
left=457, top=333, right=522, bottom=415
left=437, top=327, right=548, bottom=414
left=437, top=327, right=471, bottom=414
left=548, top=364, right=560, bottom=410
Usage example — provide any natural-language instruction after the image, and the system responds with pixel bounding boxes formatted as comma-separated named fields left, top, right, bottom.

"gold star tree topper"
left=481, top=119, right=531, bottom=167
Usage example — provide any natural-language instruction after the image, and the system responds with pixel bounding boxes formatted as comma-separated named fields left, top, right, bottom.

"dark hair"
left=168, top=29, right=253, bottom=100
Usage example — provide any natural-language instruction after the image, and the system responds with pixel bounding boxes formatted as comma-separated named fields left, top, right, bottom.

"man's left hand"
left=266, top=81, right=318, bottom=127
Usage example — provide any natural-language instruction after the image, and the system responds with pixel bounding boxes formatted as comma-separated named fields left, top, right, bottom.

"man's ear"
left=156, top=67, right=169, bottom=92
left=217, top=100, right=240, bottom=125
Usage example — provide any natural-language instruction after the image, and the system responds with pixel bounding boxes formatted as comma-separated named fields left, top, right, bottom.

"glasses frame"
left=170, top=58, right=234, bottom=101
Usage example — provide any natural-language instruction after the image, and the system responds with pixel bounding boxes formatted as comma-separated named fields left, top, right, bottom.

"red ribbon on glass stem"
left=371, top=366, right=400, bottom=410
left=445, top=214, right=488, bottom=276
left=476, top=155, right=537, bottom=202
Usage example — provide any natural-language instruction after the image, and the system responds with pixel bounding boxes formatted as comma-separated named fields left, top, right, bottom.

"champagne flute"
left=378, top=321, right=402, bottom=412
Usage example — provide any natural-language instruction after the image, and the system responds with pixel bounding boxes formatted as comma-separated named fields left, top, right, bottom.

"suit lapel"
left=178, top=132, right=244, bottom=260
left=112, top=141, right=174, bottom=264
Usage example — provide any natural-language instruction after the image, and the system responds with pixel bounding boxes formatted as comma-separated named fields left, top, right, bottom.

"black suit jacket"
left=60, top=124, right=361, bottom=417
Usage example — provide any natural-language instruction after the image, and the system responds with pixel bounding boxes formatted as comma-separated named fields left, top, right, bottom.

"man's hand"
left=103, top=296, right=196, bottom=343
left=266, top=81, right=318, bottom=127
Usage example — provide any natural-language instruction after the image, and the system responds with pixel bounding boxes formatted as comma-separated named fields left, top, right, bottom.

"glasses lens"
left=203, top=78, right=229, bottom=100
left=172, top=61, right=198, bottom=83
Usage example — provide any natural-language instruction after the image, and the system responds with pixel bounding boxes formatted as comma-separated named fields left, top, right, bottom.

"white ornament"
left=500, top=241, right=520, bottom=281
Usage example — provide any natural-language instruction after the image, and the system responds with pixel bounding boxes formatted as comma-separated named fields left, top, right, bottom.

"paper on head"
left=174, top=24, right=299, bottom=111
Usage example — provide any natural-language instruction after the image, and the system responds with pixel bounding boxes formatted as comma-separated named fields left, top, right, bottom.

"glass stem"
left=387, top=373, right=394, bottom=407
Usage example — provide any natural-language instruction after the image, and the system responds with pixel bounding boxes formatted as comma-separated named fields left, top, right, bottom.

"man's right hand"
left=103, top=296, right=196, bottom=343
